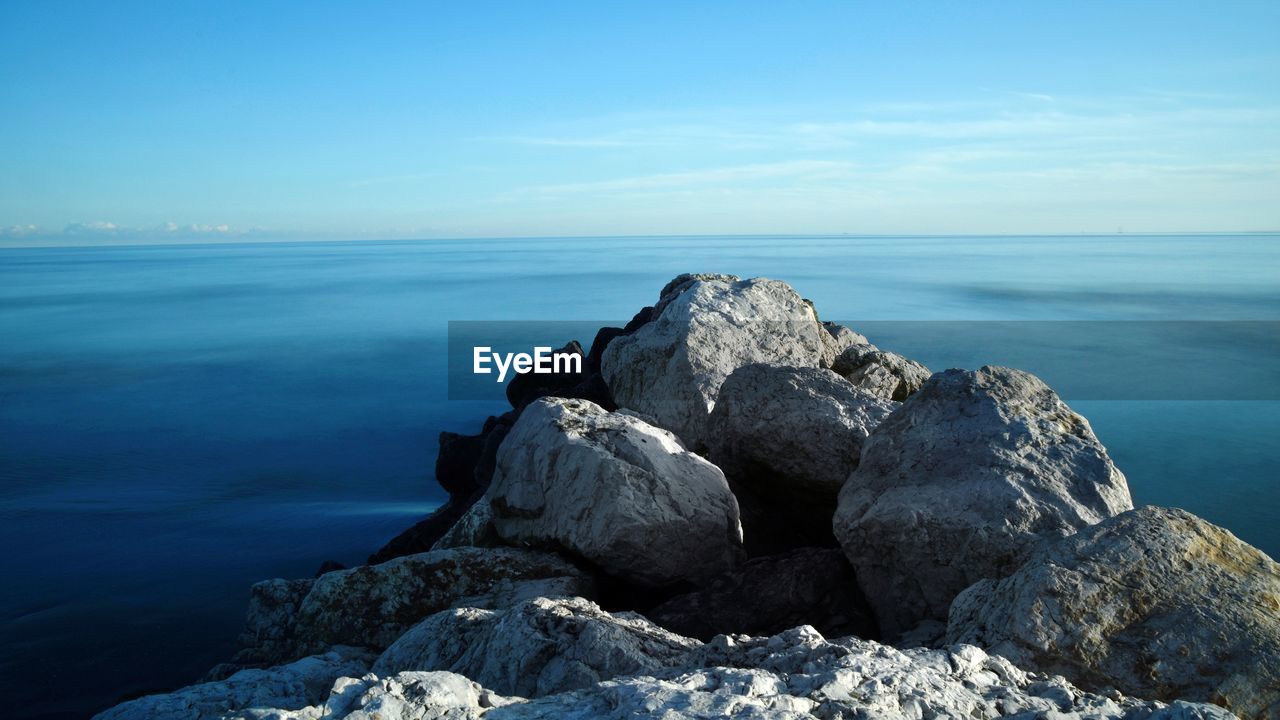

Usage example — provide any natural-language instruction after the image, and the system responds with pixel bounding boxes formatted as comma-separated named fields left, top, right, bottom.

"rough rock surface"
left=645, top=548, right=879, bottom=642
left=373, top=597, right=699, bottom=697
left=818, top=321, right=870, bottom=368
left=432, top=498, right=498, bottom=550
left=707, top=363, right=895, bottom=498
left=833, top=365, right=1134, bottom=637
left=244, top=625, right=1235, bottom=720
left=290, top=547, right=594, bottom=657
left=234, top=578, right=315, bottom=666
left=831, top=344, right=932, bottom=401
left=601, top=274, right=829, bottom=449
left=948, top=506, right=1280, bottom=719
left=92, top=647, right=374, bottom=720
left=256, top=671, right=513, bottom=720
left=488, top=397, right=743, bottom=587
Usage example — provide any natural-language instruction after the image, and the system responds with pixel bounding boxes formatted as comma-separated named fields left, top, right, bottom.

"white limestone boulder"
left=601, top=274, right=828, bottom=449
left=948, top=506, right=1280, bottom=720
left=488, top=397, right=743, bottom=587
left=833, top=365, right=1133, bottom=637
left=373, top=596, right=699, bottom=697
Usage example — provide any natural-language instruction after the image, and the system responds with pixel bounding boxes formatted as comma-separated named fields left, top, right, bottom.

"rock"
left=233, top=578, right=315, bottom=666
left=832, top=344, right=932, bottom=401
left=431, top=498, right=497, bottom=550
left=434, top=431, right=488, bottom=497
left=155, top=623, right=1234, bottom=720
left=488, top=397, right=743, bottom=588
left=289, top=547, right=594, bottom=658
left=503, top=339, right=616, bottom=412
left=601, top=274, right=829, bottom=449
left=706, top=363, right=895, bottom=499
left=948, top=506, right=1280, bottom=719
left=92, top=647, right=374, bottom=720
left=833, top=366, right=1134, bottom=638
left=481, top=626, right=1232, bottom=719
left=645, top=548, right=879, bottom=642
left=265, top=671, right=513, bottom=720
left=373, top=597, right=699, bottom=697
left=818, top=321, right=870, bottom=368
left=505, top=340, right=586, bottom=409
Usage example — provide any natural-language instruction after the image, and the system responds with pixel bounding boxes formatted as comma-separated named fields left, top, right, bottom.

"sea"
left=1, top=234, right=1277, bottom=719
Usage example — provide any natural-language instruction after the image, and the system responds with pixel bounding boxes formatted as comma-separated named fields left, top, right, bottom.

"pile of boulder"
left=95, top=274, right=1279, bottom=720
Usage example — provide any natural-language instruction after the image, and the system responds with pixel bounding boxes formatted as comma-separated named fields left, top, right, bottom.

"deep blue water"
left=1, top=235, right=1277, bottom=719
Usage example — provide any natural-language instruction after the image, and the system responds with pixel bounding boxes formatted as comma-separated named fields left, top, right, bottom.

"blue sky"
left=1, top=1, right=1278, bottom=244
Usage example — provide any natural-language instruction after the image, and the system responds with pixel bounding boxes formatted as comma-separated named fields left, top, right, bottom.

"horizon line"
left=2, top=229, right=1279, bottom=251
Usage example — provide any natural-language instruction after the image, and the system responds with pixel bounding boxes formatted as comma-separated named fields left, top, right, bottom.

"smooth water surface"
left=1, top=234, right=1277, bottom=718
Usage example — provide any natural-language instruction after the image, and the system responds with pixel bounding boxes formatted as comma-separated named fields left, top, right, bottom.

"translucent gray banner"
left=447, top=320, right=1279, bottom=402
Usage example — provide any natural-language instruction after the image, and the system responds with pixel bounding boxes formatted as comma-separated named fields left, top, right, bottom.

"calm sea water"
left=1, top=235, right=1277, bottom=719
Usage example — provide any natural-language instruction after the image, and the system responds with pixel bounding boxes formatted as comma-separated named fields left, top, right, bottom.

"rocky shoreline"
left=95, top=274, right=1279, bottom=720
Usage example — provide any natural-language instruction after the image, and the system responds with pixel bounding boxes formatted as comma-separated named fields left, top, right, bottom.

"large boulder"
left=488, top=397, right=743, bottom=588
left=92, top=647, right=374, bottom=720
left=832, top=344, right=932, bottom=401
left=373, top=597, right=699, bottom=697
left=288, top=547, right=594, bottom=658
left=645, top=548, right=879, bottom=641
left=948, top=506, right=1280, bottom=719
left=601, top=274, right=829, bottom=450
left=833, top=366, right=1134, bottom=638
left=705, top=364, right=894, bottom=554
left=706, top=363, right=895, bottom=499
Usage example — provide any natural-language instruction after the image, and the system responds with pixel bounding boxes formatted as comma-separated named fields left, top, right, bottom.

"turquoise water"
left=1, top=234, right=1277, bottom=718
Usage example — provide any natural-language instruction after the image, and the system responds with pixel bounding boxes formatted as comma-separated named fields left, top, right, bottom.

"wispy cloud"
left=1, top=223, right=40, bottom=237
left=515, top=160, right=855, bottom=196
left=489, top=98, right=1280, bottom=153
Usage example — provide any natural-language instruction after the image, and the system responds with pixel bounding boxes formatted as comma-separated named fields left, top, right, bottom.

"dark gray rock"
left=645, top=548, right=879, bottom=641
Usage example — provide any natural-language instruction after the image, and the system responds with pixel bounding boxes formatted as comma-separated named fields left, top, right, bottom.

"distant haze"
left=1, top=1, right=1278, bottom=245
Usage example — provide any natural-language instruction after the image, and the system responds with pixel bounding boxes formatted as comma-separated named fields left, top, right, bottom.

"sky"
left=1, top=1, right=1278, bottom=244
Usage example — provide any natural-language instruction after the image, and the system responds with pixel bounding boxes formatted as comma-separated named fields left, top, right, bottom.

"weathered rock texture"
left=373, top=597, right=699, bottom=697
left=240, top=625, right=1235, bottom=720
left=92, top=647, right=373, bottom=720
left=255, top=547, right=593, bottom=661
left=234, top=578, right=315, bottom=666
left=831, top=344, right=932, bottom=401
left=488, top=397, right=743, bottom=587
left=818, top=321, right=871, bottom=368
left=432, top=498, right=498, bottom=550
left=833, top=365, right=1134, bottom=637
left=948, top=506, right=1280, bottom=719
left=707, top=363, right=895, bottom=498
left=645, top=548, right=878, bottom=642
left=601, top=274, right=829, bottom=449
